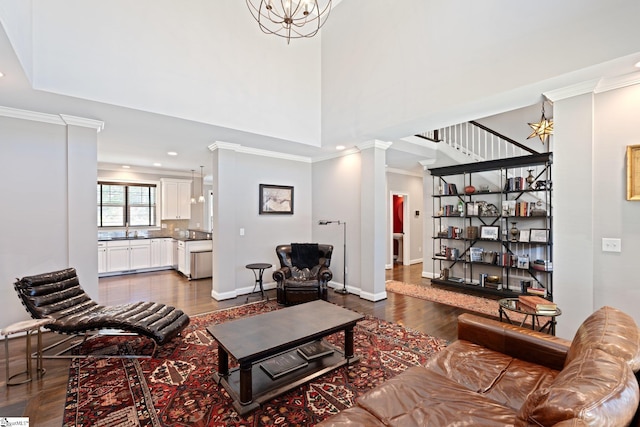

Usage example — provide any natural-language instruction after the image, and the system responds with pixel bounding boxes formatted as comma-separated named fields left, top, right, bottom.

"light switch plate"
left=602, top=238, right=621, bottom=252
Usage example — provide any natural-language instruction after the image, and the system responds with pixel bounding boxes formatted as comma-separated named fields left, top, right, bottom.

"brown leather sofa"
left=317, top=306, right=640, bottom=426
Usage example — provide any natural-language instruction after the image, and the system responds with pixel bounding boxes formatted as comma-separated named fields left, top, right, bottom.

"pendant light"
left=190, top=170, right=197, bottom=204
left=198, top=166, right=205, bottom=203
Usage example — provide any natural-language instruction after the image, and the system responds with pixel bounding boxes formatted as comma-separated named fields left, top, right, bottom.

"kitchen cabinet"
left=106, top=239, right=151, bottom=273
left=176, top=239, right=212, bottom=279
left=150, top=238, right=174, bottom=268
left=161, top=178, right=191, bottom=220
left=97, top=242, right=107, bottom=273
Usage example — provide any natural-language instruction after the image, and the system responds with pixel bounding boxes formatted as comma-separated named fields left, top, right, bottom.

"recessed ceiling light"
left=0, top=71, right=4, bottom=78
left=122, top=165, right=130, bottom=169
left=635, top=61, right=640, bottom=68
left=167, top=151, right=178, bottom=156
left=336, top=145, right=346, bottom=151
left=153, top=162, right=162, bottom=167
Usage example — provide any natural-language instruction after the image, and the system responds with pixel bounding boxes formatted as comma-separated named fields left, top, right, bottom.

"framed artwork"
left=519, top=229, right=530, bottom=243
left=480, top=225, right=500, bottom=240
left=529, top=229, right=549, bottom=243
left=259, top=184, right=294, bottom=214
left=627, top=144, right=640, bottom=201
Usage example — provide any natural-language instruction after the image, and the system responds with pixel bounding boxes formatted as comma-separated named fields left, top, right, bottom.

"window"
left=97, top=182, right=156, bottom=227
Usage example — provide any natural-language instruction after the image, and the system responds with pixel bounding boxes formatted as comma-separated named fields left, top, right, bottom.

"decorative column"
left=208, top=142, right=240, bottom=300
left=358, top=140, right=392, bottom=301
left=419, top=159, right=436, bottom=278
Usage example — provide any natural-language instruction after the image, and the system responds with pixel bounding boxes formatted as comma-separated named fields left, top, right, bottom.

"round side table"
left=245, top=263, right=272, bottom=302
left=2, top=317, right=54, bottom=386
left=498, top=298, right=561, bottom=335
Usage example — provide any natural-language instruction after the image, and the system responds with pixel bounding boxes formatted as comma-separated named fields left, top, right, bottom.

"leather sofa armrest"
left=457, top=313, right=572, bottom=371
left=273, top=267, right=291, bottom=283
left=318, top=266, right=332, bottom=283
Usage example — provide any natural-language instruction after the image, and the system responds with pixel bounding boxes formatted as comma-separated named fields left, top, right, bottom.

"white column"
left=546, top=91, right=595, bottom=339
left=358, top=140, right=392, bottom=301
left=209, top=142, right=239, bottom=300
left=419, top=159, right=436, bottom=278
left=62, top=115, right=103, bottom=299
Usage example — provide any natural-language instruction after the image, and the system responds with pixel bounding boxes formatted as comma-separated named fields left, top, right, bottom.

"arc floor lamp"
left=318, top=220, right=348, bottom=295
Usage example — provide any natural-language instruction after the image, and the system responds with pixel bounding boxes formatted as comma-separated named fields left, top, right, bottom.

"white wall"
left=386, top=171, right=424, bottom=266
left=592, top=85, right=640, bottom=314
left=211, top=146, right=313, bottom=299
left=0, top=113, right=99, bottom=328
left=312, top=153, right=362, bottom=292
left=321, top=0, right=640, bottom=146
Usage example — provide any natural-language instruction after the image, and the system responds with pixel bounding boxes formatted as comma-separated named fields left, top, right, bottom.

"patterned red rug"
left=63, top=300, right=447, bottom=426
left=386, top=280, right=529, bottom=322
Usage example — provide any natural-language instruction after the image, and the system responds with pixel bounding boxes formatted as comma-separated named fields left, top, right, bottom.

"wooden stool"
left=2, top=318, right=54, bottom=386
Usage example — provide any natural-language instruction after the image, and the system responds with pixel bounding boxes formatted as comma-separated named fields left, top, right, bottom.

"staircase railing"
left=416, top=121, right=539, bottom=163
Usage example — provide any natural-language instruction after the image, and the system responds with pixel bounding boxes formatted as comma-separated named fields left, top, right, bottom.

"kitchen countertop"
left=98, top=236, right=211, bottom=242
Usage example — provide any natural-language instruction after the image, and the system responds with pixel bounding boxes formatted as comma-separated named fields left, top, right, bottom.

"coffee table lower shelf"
left=214, top=345, right=358, bottom=416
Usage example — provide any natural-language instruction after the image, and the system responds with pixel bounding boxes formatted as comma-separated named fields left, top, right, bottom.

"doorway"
left=389, top=192, right=409, bottom=267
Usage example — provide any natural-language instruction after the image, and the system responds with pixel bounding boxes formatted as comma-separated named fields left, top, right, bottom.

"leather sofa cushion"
left=354, top=366, right=517, bottom=426
left=565, top=306, right=640, bottom=372
left=518, top=347, right=639, bottom=427
left=425, top=340, right=559, bottom=411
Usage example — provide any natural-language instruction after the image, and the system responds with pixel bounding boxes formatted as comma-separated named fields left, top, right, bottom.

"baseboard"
left=359, top=290, right=387, bottom=302
left=422, top=270, right=438, bottom=279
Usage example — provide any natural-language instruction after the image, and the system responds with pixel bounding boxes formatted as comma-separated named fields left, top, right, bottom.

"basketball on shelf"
left=464, top=185, right=476, bottom=194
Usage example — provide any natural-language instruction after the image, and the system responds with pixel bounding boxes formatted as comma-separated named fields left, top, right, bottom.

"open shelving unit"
left=430, top=153, right=553, bottom=300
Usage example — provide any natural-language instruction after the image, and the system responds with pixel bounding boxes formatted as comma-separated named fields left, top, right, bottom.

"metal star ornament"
left=527, top=104, right=554, bottom=145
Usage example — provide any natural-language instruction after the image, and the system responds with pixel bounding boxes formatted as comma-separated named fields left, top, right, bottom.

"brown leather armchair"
left=273, top=243, right=333, bottom=306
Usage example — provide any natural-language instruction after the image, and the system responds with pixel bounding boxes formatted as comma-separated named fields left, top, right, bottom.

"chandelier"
left=527, top=101, right=554, bottom=145
left=246, top=0, right=332, bottom=44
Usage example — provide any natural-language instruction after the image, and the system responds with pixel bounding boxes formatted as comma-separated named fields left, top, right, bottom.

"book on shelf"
left=297, top=340, right=334, bottom=361
left=518, top=295, right=557, bottom=311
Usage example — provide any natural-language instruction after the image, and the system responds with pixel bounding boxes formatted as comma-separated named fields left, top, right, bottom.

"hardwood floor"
left=0, top=263, right=473, bottom=426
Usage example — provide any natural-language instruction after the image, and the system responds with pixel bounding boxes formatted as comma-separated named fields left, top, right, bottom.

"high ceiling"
left=1, top=0, right=639, bottom=177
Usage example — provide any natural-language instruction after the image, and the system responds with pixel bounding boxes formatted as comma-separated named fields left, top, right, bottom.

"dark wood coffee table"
left=206, top=300, right=364, bottom=415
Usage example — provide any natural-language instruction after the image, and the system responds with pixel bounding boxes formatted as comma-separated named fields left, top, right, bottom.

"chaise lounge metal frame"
left=13, top=267, right=190, bottom=358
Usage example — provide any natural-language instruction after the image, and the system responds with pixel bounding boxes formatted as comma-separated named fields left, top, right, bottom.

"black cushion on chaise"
left=14, top=267, right=189, bottom=345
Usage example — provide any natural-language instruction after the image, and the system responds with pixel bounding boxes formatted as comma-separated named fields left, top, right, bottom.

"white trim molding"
left=0, top=106, right=104, bottom=132
left=208, top=141, right=311, bottom=163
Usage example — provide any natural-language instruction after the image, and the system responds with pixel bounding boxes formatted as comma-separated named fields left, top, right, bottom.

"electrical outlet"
left=239, top=228, right=245, bottom=236
left=602, top=238, right=621, bottom=253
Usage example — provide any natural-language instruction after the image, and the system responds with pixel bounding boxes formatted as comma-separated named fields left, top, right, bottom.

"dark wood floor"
left=0, top=263, right=476, bottom=426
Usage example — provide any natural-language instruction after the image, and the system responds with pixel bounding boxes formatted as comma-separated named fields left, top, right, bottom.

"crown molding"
left=0, top=105, right=64, bottom=125
left=59, top=114, right=104, bottom=132
left=594, top=71, right=640, bottom=94
left=544, top=80, right=599, bottom=102
left=0, top=106, right=104, bottom=132
left=357, top=140, right=393, bottom=151
left=418, top=159, right=437, bottom=170
left=209, top=141, right=311, bottom=163
left=311, top=147, right=360, bottom=164
left=386, top=167, right=422, bottom=178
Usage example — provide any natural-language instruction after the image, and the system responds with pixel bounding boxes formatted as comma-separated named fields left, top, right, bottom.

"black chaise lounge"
left=14, top=268, right=190, bottom=353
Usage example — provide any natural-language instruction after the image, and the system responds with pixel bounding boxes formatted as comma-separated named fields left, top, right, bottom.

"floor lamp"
left=318, top=220, right=348, bottom=295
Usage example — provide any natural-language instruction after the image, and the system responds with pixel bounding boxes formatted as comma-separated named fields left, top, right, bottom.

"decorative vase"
left=526, top=169, right=535, bottom=188
left=510, top=222, right=519, bottom=241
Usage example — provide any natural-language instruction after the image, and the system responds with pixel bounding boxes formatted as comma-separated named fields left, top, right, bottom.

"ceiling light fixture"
left=167, top=151, right=178, bottom=156
left=527, top=100, right=554, bottom=145
left=190, top=170, right=197, bottom=204
left=336, top=145, right=345, bottom=151
left=198, top=166, right=205, bottom=203
left=246, top=0, right=332, bottom=44
left=635, top=61, right=640, bottom=68
left=122, top=165, right=130, bottom=169
left=153, top=162, right=162, bottom=167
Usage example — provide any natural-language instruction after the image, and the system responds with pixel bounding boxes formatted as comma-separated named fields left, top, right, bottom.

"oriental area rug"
left=386, top=280, right=529, bottom=323
left=63, top=300, right=447, bottom=427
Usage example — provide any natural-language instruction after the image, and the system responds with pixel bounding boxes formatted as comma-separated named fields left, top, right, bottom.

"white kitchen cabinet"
left=176, top=239, right=212, bottom=278
left=150, top=238, right=174, bottom=267
left=161, top=178, right=191, bottom=220
left=106, top=240, right=151, bottom=272
left=97, top=242, right=107, bottom=273
left=129, top=240, right=151, bottom=270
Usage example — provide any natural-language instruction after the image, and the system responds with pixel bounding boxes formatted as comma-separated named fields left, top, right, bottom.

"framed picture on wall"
left=627, top=144, right=640, bottom=201
left=259, top=184, right=294, bottom=214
